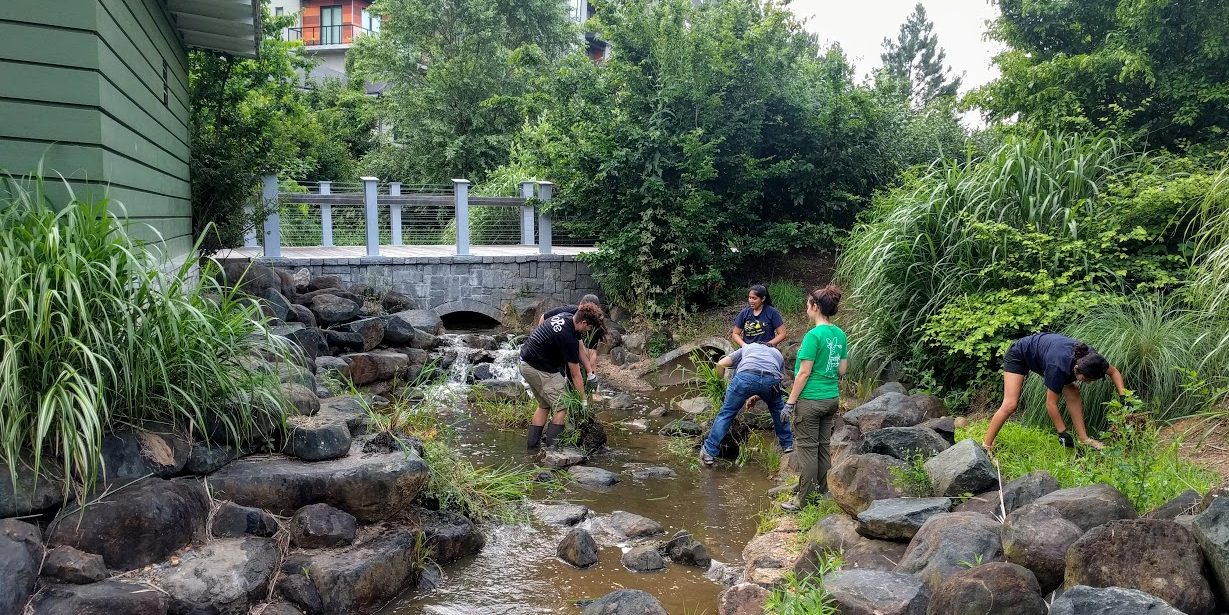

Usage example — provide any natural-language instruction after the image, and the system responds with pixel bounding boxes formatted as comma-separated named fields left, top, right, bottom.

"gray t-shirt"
left=726, top=343, right=784, bottom=379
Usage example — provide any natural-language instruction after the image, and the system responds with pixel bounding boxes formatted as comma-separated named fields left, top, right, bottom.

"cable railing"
left=245, top=176, right=595, bottom=257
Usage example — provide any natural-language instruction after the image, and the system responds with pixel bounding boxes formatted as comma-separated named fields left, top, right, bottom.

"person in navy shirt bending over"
left=982, top=332, right=1128, bottom=451
left=732, top=285, right=786, bottom=348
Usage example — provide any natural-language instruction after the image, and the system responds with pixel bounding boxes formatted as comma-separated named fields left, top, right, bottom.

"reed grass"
left=0, top=175, right=291, bottom=491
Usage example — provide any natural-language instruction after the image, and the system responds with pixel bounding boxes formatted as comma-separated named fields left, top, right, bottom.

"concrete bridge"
left=217, top=176, right=601, bottom=324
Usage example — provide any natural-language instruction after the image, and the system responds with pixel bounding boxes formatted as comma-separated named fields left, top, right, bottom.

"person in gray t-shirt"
left=700, top=343, right=793, bottom=466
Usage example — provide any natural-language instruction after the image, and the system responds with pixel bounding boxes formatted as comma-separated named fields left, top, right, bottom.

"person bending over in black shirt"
left=539, top=294, right=603, bottom=381
left=520, top=303, right=605, bottom=449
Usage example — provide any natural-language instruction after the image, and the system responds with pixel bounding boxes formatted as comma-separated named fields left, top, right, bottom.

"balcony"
left=286, top=24, right=374, bottom=48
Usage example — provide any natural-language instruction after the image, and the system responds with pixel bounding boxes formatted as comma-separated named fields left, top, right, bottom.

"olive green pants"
left=794, top=397, right=839, bottom=504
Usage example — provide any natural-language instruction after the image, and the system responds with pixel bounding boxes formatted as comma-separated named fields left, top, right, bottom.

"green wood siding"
left=0, top=0, right=194, bottom=261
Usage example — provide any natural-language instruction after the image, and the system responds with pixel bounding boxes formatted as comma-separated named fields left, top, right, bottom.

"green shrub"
left=0, top=178, right=291, bottom=490
left=1020, top=297, right=1229, bottom=426
left=957, top=413, right=1214, bottom=513
left=764, top=553, right=843, bottom=615
left=889, top=454, right=934, bottom=497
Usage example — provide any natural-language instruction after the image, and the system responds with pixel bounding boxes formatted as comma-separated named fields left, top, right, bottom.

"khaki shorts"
left=519, top=362, right=567, bottom=410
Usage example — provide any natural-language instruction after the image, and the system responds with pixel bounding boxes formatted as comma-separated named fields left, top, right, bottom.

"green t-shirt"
left=795, top=323, right=848, bottom=400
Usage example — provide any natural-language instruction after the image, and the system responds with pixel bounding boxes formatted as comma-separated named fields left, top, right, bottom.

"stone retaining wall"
left=220, top=254, right=600, bottom=319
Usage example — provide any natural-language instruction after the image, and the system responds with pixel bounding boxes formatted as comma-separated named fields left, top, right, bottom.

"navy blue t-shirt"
left=735, top=305, right=784, bottom=345
left=1015, top=333, right=1080, bottom=394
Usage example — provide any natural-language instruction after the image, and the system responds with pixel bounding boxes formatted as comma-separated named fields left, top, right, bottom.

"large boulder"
left=1064, top=518, right=1215, bottom=615
left=570, top=466, right=621, bottom=489
left=718, top=582, right=770, bottom=615
left=923, top=440, right=997, bottom=497
left=208, top=443, right=429, bottom=523
left=185, top=442, right=237, bottom=475
left=1001, top=502, right=1085, bottom=593
left=802, top=513, right=908, bottom=571
left=42, top=545, right=107, bottom=585
left=599, top=511, right=665, bottom=539
left=31, top=580, right=169, bottom=615
left=219, top=261, right=279, bottom=297
left=856, top=497, right=953, bottom=541
left=286, top=303, right=317, bottom=328
left=284, top=417, right=351, bottom=461
left=910, top=394, right=947, bottom=420
left=309, top=294, right=360, bottom=326
left=1191, top=495, right=1229, bottom=605
left=871, top=382, right=909, bottom=399
left=621, top=544, right=666, bottom=572
left=337, top=317, right=386, bottom=352
left=419, top=508, right=485, bottom=564
left=926, top=562, right=1046, bottom=615
left=343, top=351, right=409, bottom=385
left=1050, top=585, right=1185, bottom=615
left=1034, top=484, right=1137, bottom=532
left=558, top=528, right=599, bottom=568
left=391, top=309, right=444, bottom=336
left=843, top=393, right=924, bottom=432
left=99, top=429, right=189, bottom=484
left=289, top=503, right=357, bottom=549
left=0, top=519, right=42, bottom=615
left=282, top=383, right=322, bottom=418
left=211, top=501, right=279, bottom=538
left=532, top=503, right=590, bottom=526
left=741, top=527, right=805, bottom=587
left=0, top=459, right=64, bottom=517
left=278, top=525, right=424, bottom=614
left=996, top=470, right=1060, bottom=514
left=581, top=590, right=667, bottom=615
left=543, top=447, right=587, bottom=469
left=919, top=417, right=955, bottom=445
left=46, top=477, right=208, bottom=571
left=823, top=569, right=931, bottom=615
left=152, top=537, right=279, bottom=614
left=828, top=453, right=908, bottom=516
left=896, top=512, right=1004, bottom=590
left=1147, top=488, right=1201, bottom=520
left=663, top=530, right=711, bottom=568
left=286, top=327, right=328, bottom=362
left=858, top=427, right=950, bottom=462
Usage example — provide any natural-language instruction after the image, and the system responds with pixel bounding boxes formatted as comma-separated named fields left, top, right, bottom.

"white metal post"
left=319, top=180, right=333, bottom=247
left=243, top=205, right=258, bottom=247
left=261, top=174, right=281, bottom=257
left=389, top=181, right=403, bottom=246
left=519, top=180, right=535, bottom=245
left=453, top=179, right=471, bottom=256
left=536, top=181, right=553, bottom=255
left=361, top=176, right=379, bottom=257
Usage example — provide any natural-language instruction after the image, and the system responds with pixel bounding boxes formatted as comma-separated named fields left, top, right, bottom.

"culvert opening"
left=440, top=310, right=502, bottom=332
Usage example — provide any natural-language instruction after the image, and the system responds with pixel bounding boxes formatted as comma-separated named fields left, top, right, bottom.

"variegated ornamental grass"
left=0, top=175, right=292, bottom=493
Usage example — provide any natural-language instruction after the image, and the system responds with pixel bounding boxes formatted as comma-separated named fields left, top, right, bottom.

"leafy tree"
left=190, top=3, right=317, bottom=254
left=300, top=78, right=380, bottom=181
left=972, top=0, right=1229, bottom=149
left=503, top=0, right=917, bottom=318
left=879, top=3, right=962, bottom=108
left=351, top=0, right=578, bottom=183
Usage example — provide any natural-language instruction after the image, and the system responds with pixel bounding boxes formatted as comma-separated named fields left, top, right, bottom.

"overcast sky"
left=787, top=0, right=1005, bottom=94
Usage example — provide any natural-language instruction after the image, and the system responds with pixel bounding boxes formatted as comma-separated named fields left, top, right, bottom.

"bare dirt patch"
left=1161, top=417, right=1229, bottom=480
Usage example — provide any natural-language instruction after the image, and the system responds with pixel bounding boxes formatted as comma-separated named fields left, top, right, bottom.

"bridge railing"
left=245, top=176, right=587, bottom=258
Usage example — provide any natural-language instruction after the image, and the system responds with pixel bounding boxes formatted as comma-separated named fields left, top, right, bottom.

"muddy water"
left=381, top=334, right=779, bottom=614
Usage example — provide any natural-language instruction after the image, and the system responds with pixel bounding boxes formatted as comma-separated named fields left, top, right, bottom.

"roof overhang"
left=165, top=0, right=261, bottom=59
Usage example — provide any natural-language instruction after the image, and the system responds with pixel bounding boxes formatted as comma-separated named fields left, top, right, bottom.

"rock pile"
left=718, top=381, right=1229, bottom=615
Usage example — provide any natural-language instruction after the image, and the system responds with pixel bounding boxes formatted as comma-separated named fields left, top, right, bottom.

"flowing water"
left=381, top=332, right=779, bottom=614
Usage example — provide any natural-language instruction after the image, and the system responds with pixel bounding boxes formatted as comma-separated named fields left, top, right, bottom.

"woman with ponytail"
left=781, top=285, right=847, bottom=511
left=982, top=333, right=1128, bottom=451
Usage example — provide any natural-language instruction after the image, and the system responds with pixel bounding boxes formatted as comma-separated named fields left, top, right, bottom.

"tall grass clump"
left=836, top=132, right=1137, bottom=385
left=763, top=553, right=843, bottom=615
left=0, top=177, right=291, bottom=490
left=767, top=281, right=807, bottom=315
left=1020, top=297, right=1227, bottom=426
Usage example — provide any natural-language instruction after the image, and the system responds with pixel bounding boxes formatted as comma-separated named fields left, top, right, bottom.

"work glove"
left=782, top=403, right=796, bottom=422
left=587, top=372, right=598, bottom=383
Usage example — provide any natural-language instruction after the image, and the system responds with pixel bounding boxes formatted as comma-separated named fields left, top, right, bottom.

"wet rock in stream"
left=558, top=528, right=600, bottom=568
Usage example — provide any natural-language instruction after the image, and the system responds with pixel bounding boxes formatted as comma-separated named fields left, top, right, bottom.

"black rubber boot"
left=1057, top=431, right=1075, bottom=448
left=527, top=424, right=545, bottom=450
left=542, top=422, right=566, bottom=447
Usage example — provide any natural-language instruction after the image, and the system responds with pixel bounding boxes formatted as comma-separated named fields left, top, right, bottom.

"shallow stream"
left=380, top=331, right=779, bottom=614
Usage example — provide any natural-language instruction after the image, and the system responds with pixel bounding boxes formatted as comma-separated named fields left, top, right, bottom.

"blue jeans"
left=703, top=371, right=793, bottom=457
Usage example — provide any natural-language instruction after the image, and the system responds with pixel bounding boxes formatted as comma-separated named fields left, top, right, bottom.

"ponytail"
left=1072, top=341, right=1109, bottom=380
left=750, top=284, right=772, bottom=307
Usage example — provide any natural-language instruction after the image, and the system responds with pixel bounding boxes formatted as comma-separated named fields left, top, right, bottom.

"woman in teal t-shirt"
left=781, top=285, right=848, bottom=511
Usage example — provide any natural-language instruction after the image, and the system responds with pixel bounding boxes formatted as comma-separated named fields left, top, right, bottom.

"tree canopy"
left=972, top=0, right=1229, bottom=149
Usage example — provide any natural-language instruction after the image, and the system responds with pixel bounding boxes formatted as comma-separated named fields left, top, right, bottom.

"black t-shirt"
left=735, top=305, right=784, bottom=345
left=1016, top=332, right=1079, bottom=394
left=544, top=304, right=601, bottom=348
left=521, top=312, right=582, bottom=373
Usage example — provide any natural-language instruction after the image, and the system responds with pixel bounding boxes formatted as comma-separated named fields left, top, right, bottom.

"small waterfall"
left=436, top=333, right=525, bottom=387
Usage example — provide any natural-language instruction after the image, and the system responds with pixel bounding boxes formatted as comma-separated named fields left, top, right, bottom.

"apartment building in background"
left=272, top=0, right=379, bottom=79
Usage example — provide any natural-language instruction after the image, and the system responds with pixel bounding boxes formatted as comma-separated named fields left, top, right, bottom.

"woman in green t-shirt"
left=781, top=285, right=848, bottom=511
